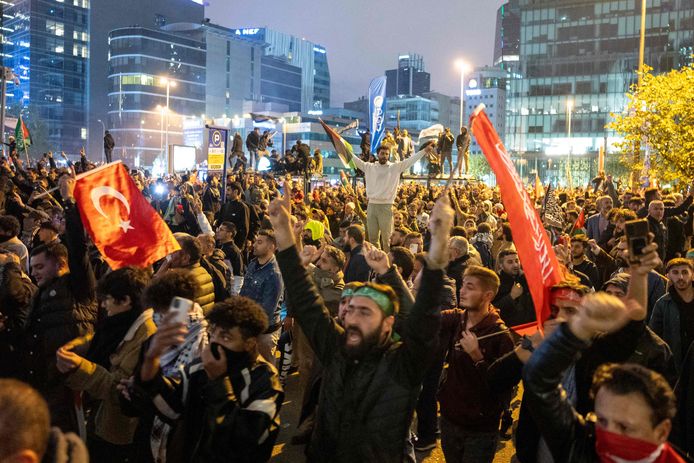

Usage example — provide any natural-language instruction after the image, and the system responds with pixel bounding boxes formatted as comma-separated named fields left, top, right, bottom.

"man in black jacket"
left=103, top=130, right=115, bottom=163
left=493, top=249, right=536, bottom=326
left=343, top=224, right=371, bottom=283
left=523, top=292, right=687, bottom=463
left=23, top=174, right=97, bottom=433
left=437, top=127, right=455, bottom=176
left=245, top=128, right=260, bottom=171
left=216, top=182, right=249, bottom=251
left=266, top=186, right=452, bottom=462
left=647, top=200, right=668, bottom=263
left=0, top=249, right=37, bottom=378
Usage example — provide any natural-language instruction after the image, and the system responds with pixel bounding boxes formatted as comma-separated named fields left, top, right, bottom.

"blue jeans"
left=440, top=416, right=498, bottom=463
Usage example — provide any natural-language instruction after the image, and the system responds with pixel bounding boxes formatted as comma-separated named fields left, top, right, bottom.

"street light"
left=566, top=99, right=574, bottom=188
left=455, top=59, right=471, bottom=129
left=159, top=77, right=177, bottom=159
left=638, top=0, right=647, bottom=87
left=155, top=105, right=165, bottom=158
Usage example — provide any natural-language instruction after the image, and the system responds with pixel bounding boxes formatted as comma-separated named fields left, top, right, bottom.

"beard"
left=341, top=324, right=384, bottom=360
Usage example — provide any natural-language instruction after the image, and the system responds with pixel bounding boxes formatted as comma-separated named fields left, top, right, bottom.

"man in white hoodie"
left=350, top=142, right=434, bottom=251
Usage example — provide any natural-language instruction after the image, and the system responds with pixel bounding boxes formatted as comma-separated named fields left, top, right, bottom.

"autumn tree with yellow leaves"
left=608, top=64, right=694, bottom=183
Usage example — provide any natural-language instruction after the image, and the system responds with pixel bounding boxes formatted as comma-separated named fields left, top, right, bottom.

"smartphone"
left=169, top=297, right=193, bottom=325
left=409, top=244, right=419, bottom=254
left=624, top=219, right=649, bottom=263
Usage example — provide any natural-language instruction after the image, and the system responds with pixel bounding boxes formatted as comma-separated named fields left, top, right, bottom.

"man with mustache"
left=268, top=184, right=453, bottom=462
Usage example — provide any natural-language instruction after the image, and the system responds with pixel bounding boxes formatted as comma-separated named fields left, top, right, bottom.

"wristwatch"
left=520, top=335, right=535, bottom=353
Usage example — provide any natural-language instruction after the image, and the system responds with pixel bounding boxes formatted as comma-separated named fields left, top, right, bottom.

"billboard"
left=172, top=145, right=196, bottom=172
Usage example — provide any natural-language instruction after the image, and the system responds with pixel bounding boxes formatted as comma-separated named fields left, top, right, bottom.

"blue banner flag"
left=368, top=76, right=387, bottom=153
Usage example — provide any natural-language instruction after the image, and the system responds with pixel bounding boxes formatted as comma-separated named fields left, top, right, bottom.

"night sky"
left=205, top=0, right=507, bottom=105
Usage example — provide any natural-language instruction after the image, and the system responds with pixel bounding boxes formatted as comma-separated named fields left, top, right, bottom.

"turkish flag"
left=470, top=106, right=564, bottom=330
left=73, top=162, right=180, bottom=269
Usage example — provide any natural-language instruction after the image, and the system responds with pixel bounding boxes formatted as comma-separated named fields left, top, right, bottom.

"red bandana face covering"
left=595, top=427, right=685, bottom=463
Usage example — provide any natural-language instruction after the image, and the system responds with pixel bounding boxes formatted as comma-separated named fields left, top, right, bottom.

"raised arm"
left=523, top=293, right=635, bottom=461
left=59, top=174, right=96, bottom=303
left=268, top=181, right=342, bottom=365
left=399, top=195, right=452, bottom=382
left=365, top=245, right=415, bottom=334
left=626, top=242, right=660, bottom=321
left=398, top=142, right=433, bottom=171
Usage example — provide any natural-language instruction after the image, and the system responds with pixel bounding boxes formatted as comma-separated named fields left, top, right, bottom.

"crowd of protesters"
left=0, top=137, right=693, bottom=463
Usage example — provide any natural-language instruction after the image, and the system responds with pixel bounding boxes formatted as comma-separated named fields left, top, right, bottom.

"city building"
left=343, top=95, right=369, bottom=116
left=202, top=22, right=264, bottom=123
left=4, top=0, right=91, bottom=154
left=230, top=27, right=331, bottom=112
left=385, top=53, right=431, bottom=98
left=87, top=0, right=204, bottom=159
left=260, top=55, right=302, bottom=111
left=385, top=95, right=439, bottom=133
left=494, top=0, right=521, bottom=74
left=507, top=0, right=694, bottom=185
left=463, top=66, right=509, bottom=155
left=107, top=26, right=206, bottom=167
left=423, top=91, right=461, bottom=132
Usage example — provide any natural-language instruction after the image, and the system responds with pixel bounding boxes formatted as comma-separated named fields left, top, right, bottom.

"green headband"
left=341, top=287, right=356, bottom=299
left=352, top=286, right=395, bottom=316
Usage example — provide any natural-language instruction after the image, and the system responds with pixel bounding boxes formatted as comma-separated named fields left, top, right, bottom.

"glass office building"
left=385, top=53, right=431, bottom=98
left=4, top=0, right=90, bottom=154
left=87, top=0, right=204, bottom=160
left=507, top=0, right=694, bottom=186
left=494, top=0, right=521, bottom=74
left=260, top=55, right=302, bottom=111
left=203, top=23, right=263, bottom=120
left=107, top=27, right=206, bottom=167
left=231, top=27, right=331, bottom=113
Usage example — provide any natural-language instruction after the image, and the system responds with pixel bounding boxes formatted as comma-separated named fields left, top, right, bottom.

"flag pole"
left=24, top=144, right=30, bottom=166
left=33, top=160, right=123, bottom=199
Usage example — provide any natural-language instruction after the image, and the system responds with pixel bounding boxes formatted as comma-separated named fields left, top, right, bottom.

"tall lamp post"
left=455, top=59, right=470, bottom=129
left=633, top=0, right=647, bottom=188
left=566, top=99, right=574, bottom=188
left=96, top=119, right=106, bottom=163
left=159, top=77, right=177, bottom=160
left=638, top=0, right=647, bottom=87
left=155, top=105, right=165, bottom=158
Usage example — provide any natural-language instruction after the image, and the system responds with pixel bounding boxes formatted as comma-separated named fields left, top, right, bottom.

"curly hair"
left=143, top=269, right=196, bottom=311
left=206, top=296, right=269, bottom=339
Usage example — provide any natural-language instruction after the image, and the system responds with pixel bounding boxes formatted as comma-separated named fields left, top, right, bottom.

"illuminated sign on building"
left=233, top=28, right=261, bottom=36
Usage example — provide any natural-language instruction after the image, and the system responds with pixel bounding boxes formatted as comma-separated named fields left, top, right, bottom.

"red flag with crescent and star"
left=73, top=162, right=180, bottom=269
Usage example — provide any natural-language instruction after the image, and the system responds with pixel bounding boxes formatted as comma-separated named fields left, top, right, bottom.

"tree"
left=608, top=64, right=694, bottom=183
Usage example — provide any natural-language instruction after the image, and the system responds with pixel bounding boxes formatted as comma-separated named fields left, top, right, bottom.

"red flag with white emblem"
left=73, top=162, right=180, bottom=269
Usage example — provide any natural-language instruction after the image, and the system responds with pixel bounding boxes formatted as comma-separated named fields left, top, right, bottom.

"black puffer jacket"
left=277, top=246, right=443, bottom=463
left=0, top=261, right=36, bottom=377
left=21, top=204, right=97, bottom=431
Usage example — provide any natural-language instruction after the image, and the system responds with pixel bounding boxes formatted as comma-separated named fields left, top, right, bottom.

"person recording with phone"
left=56, top=267, right=156, bottom=461
left=133, top=297, right=283, bottom=463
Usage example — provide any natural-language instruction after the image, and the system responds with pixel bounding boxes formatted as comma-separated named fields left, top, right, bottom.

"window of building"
left=46, top=20, right=64, bottom=37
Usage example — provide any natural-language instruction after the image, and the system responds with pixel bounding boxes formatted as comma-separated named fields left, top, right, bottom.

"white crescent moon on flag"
left=90, top=186, right=134, bottom=233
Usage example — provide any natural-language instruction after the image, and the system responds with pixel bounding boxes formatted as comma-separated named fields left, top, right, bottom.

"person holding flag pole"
left=14, top=114, right=32, bottom=165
